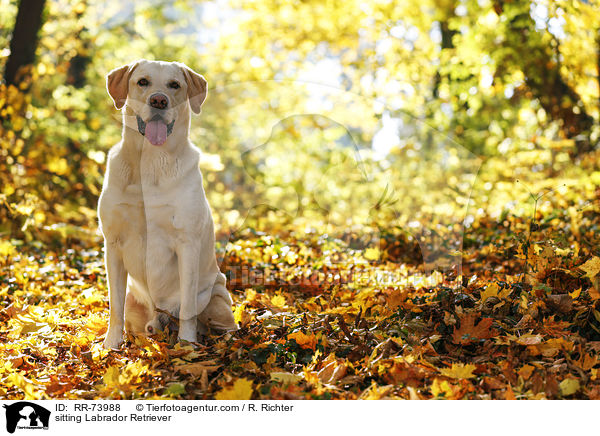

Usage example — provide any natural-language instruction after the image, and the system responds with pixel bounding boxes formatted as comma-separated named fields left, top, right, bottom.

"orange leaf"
left=287, top=331, right=317, bottom=350
left=452, top=314, right=497, bottom=345
left=518, top=365, right=535, bottom=381
left=505, top=384, right=516, bottom=400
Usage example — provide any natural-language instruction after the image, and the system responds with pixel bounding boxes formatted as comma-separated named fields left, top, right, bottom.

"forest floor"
left=2, top=155, right=600, bottom=400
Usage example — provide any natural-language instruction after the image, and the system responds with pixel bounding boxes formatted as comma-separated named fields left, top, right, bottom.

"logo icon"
left=2, top=402, right=50, bottom=434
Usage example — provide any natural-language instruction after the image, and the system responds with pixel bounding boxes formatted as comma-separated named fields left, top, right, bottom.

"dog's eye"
left=137, top=78, right=149, bottom=87
left=168, top=81, right=180, bottom=90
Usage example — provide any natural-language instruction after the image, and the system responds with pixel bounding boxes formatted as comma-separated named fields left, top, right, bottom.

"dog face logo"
left=2, top=402, right=50, bottom=433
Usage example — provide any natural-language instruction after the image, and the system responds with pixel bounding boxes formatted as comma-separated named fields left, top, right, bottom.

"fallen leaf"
left=568, top=287, right=581, bottom=299
left=164, top=383, right=186, bottom=396
left=364, top=247, right=381, bottom=261
left=174, top=361, right=221, bottom=376
left=270, top=372, right=303, bottom=384
left=480, top=283, right=510, bottom=302
left=270, top=294, right=287, bottom=308
left=579, top=257, right=600, bottom=279
left=287, top=331, right=317, bottom=350
left=439, top=363, right=477, bottom=379
left=430, top=378, right=462, bottom=399
left=505, top=384, right=516, bottom=400
left=102, top=366, right=119, bottom=387
left=515, top=334, right=543, bottom=345
left=318, top=362, right=347, bottom=384
left=559, top=378, right=580, bottom=397
left=452, top=314, right=497, bottom=344
left=0, top=240, right=16, bottom=257
left=215, top=378, right=253, bottom=400
left=575, top=353, right=597, bottom=371
left=518, top=365, right=535, bottom=381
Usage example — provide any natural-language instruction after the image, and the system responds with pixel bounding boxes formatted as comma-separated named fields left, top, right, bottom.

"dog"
left=99, top=60, right=238, bottom=349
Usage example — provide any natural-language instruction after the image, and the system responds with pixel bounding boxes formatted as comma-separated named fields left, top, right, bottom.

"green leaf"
left=559, top=378, right=580, bottom=397
left=164, top=383, right=186, bottom=397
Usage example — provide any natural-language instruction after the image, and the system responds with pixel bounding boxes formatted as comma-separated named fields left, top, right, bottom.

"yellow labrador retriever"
left=100, top=59, right=237, bottom=349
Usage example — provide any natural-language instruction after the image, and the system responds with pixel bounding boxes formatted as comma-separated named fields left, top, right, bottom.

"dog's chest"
left=101, top=184, right=181, bottom=284
left=100, top=145, right=207, bottom=304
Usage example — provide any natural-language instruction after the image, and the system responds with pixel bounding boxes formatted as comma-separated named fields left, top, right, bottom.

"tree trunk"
left=66, top=0, right=90, bottom=89
left=4, top=0, right=46, bottom=86
left=521, top=43, right=594, bottom=143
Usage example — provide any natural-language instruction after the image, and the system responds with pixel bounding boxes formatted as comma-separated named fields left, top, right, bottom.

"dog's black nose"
left=149, top=93, right=168, bottom=109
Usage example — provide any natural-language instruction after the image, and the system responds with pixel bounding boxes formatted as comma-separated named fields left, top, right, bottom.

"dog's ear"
left=180, top=64, right=207, bottom=114
left=106, top=62, right=139, bottom=110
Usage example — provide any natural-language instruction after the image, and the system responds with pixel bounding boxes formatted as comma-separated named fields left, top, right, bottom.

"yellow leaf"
left=431, top=378, right=454, bottom=397
left=215, top=378, right=253, bottom=400
left=270, top=372, right=302, bottom=384
left=89, top=118, right=101, bottom=130
left=233, top=303, right=245, bottom=324
left=47, top=157, right=68, bottom=176
left=12, top=117, right=24, bottom=131
left=579, top=257, right=600, bottom=279
left=285, top=251, right=298, bottom=265
left=430, top=379, right=444, bottom=397
left=33, top=210, right=45, bottom=225
left=270, top=294, right=286, bottom=308
left=245, top=289, right=258, bottom=302
left=439, top=363, right=477, bottom=379
left=103, top=366, right=120, bottom=387
left=559, top=378, right=580, bottom=396
left=554, top=247, right=571, bottom=256
left=6, top=373, right=39, bottom=399
left=3, top=184, right=15, bottom=196
left=569, top=287, right=582, bottom=300
left=0, top=240, right=16, bottom=257
left=480, top=283, right=511, bottom=301
left=364, top=247, right=380, bottom=261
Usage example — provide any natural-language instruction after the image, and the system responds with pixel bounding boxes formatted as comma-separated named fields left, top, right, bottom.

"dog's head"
left=106, top=59, right=207, bottom=146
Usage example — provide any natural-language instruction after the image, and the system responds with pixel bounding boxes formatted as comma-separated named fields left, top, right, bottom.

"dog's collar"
left=136, top=114, right=175, bottom=138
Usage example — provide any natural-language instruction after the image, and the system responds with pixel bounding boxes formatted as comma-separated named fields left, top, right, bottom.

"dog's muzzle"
left=136, top=114, right=175, bottom=146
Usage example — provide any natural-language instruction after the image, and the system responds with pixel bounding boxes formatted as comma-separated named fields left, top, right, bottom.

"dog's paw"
left=178, top=318, right=197, bottom=343
left=103, top=327, right=124, bottom=349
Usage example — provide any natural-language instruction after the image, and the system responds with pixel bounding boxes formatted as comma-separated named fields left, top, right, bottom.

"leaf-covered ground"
left=2, top=187, right=600, bottom=400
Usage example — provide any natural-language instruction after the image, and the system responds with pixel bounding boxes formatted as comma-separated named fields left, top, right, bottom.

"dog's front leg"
left=176, top=241, right=201, bottom=342
left=103, top=242, right=127, bottom=349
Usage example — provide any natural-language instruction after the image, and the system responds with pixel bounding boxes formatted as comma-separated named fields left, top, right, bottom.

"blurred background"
left=0, top=0, right=599, bottom=247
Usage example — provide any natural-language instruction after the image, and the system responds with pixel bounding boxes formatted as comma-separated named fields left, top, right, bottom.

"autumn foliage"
left=3, top=196, right=600, bottom=400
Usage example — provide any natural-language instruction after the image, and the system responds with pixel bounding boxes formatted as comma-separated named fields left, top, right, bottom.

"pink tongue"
left=146, top=119, right=167, bottom=146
